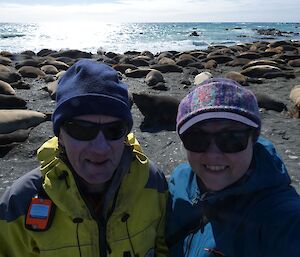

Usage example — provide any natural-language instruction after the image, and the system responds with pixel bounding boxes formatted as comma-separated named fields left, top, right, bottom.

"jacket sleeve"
left=0, top=168, right=42, bottom=257
left=0, top=189, right=39, bottom=257
left=155, top=188, right=169, bottom=257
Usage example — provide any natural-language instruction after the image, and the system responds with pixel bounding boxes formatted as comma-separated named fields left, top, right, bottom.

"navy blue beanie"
left=52, top=59, right=133, bottom=136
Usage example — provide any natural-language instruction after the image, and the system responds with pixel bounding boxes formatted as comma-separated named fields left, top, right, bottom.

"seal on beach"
left=0, top=94, right=27, bottom=109
left=204, top=55, right=234, bottom=64
left=113, top=63, right=137, bottom=74
left=18, top=66, right=46, bottom=78
left=0, top=80, right=15, bottom=95
left=0, top=56, right=12, bottom=66
left=0, top=109, right=47, bottom=134
left=241, top=65, right=282, bottom=78
left=132, top=93, right=180, bottom=130
left=225, top=71, right=248, bottom=86
left=125, top=68, right=152, bottom=78
left=40, top=59, right=70, bottom=70
left=0, top=70, right=22, bottom=84
left=40, top=64, right=59, bottom=75
left=145, top=70, right=165, bottom=86
left=158, top=57, right=176, bottom=65
left=150, top=64, right=183, bottom=73
left=289, top=85, right=300, bottom=118
left=44, top=80, right=58, bottom=100
left=0, top=128, right=31, bottom=145
left=255, top=92, right=287, bottom=112
left=0, top=64, right=14, bottom=73
left=194, top=71, right=212, bottom=85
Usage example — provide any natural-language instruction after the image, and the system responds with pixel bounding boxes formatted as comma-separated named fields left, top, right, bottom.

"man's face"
left=185, top=120, right=254, bottom=191
left=59, top=114, right=126, bottom=188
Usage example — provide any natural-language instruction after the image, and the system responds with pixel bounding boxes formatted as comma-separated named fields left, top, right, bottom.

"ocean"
left=1, top=22, right=300, bottom=55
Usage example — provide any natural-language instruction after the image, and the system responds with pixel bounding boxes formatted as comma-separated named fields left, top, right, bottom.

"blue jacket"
left=166, top=137, right=300, bottom=257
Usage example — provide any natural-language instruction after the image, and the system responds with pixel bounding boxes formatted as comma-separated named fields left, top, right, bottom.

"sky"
left=0, top=0, right=299, bottom=23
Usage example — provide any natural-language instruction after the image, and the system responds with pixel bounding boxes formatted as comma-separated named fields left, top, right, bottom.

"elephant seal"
left=204, top=59, right=217, bottom=69
left=0, top=80, right=15, bottom=95
left=125, top=68, right=152, bottom=78
left=241, top=65, right=281, bottom=78
left=149, top=64, right=183, bottom=73
left=18, top=66, right=46, bottom=78
left=194, top=71, right=212, bottom=85
left=226, top=58, right=250, bottom=67
left=158, top=57, right=176, bottom=65
left=50, top=49, right=92, bottom=59
left=145, top=70, right=165, bottom=86
left=0, top=70, right=22, bottom=83
left=242, top=60, right=285, bottom=70
left=225, top=71, right=248, bottom=86
left=132, top=93, right=180, bottom=130
left=289, top=85, right=300, bottom=118
left=41, top=65, right=59, bottom=75
left=0, top=56, right=12, bottom=66
left=44, top=80, right=58, bottom=100
left=0, top=64, right=13, bottom=73
left=204, top=55, right=233, bottom=64
left=40, top=60, right=70, bottom=70
left=288, top=59, right=300, bottom=67
left=290, top=85, right=300, bottom=107
left=255, top=92, right=287, bottom=112
left=15, top=59, right=40, bottom=69
left=113, top=64, right=137, bottom=74
left=0, top=109, right=47, bottom=134
left=236, top=52, right=261, bottom=60
left=0, top=128, right=31, bottom=145
left=0, top=94, right=27, bottom=109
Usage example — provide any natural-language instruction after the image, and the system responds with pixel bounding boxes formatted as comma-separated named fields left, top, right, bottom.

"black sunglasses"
left=63, top=119, right=128, bottom=141
left=180, top=127, right=254, bottom=153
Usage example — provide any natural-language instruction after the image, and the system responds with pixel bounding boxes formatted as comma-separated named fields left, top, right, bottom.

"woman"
left=166, top=78, right=300, bottom=257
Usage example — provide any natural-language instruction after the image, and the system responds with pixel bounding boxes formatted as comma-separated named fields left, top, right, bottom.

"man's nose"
left=89, top=131, right=110, bottom=152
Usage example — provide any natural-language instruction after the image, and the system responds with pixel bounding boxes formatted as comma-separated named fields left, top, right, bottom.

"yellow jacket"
left=0, top=133, right=168, bottom=257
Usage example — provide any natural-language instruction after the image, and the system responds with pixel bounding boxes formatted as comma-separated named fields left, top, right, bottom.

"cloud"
left=0, top=0, right=299, bottom=23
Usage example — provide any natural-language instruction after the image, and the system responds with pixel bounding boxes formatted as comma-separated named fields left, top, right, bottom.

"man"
left=0, top=59, right=168, bottom=257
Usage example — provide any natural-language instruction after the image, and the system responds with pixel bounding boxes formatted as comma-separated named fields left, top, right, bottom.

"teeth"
left=205, top=165, right=227, bottom=171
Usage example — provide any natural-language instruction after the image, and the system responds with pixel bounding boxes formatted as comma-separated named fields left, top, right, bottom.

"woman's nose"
left=205, top=138, right=223, bottom=154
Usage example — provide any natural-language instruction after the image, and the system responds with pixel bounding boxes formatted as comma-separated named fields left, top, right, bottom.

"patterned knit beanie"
left=52, top=59, right=133, bottom=136
left=177, top=78, right=261, bottom=135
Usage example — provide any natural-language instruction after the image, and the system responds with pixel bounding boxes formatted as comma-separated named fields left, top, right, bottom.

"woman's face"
left=185, top=120, right=254, bottom=191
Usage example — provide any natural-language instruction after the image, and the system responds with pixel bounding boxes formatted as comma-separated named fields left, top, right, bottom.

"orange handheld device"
left=25, top=197, right=55, bottom=231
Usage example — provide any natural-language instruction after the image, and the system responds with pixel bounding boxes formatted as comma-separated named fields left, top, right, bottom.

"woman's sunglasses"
left=180, top=127, right=254, bottom=153
left=63, top=119, right=128, bottom=141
